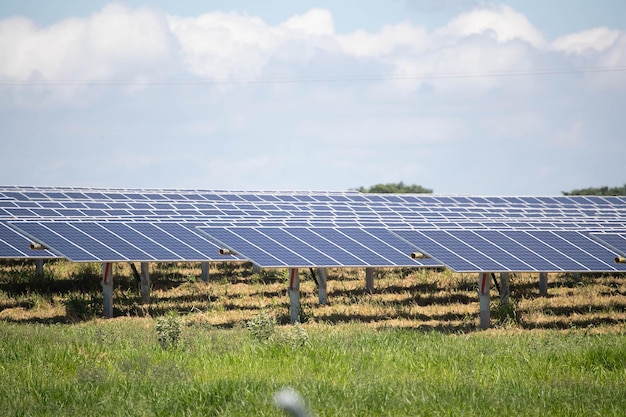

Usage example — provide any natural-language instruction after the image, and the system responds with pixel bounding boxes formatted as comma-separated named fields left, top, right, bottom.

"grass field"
left=1, top=260, right=626, bottom=416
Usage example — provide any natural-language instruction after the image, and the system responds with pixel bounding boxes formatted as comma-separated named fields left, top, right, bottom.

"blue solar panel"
left=391, top=229, right=626, bottom=272
left=0, top=222, right=58, bottom=259
left=201, top=227, right=287, bottom=267
left=471, top=230, right=559, bottom=271
left=153, top=223, right=240, bottom=260
left=590, top=233, right=626, bottom=256
left=284, top=228, right=371, bottom=266
left=99, top=222, right=183, bottom=260
left=70, top=222, right=156, bottom=261
left=392, top=229, right=507, bottom=272
left=310, top=228, right=397, bottom=266
left=507, top=230, right=626, bottom=271
left=199, top=226, right=436, bottom=268
left=257, top=227, right=342, bottom=265
left=9, top=221, right=248, bottom=262
left=341, top=227, right=442, bottom=267
left=11, top=222, right=102, bottom=261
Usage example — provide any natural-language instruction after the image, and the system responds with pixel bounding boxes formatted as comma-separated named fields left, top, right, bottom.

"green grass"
left=1, top=320, right=625, bottom=416
left=1, top=261, right=626, bottom=415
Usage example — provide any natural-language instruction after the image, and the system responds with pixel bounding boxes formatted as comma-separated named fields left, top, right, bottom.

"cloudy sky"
left=1, top=1, right=624, bottom=195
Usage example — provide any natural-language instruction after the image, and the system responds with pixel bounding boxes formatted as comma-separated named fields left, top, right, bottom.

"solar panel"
left=0, top=222, right=59, bottom=259
left=392, top=229, right=626, bottom=273
left=590, top=233, right=626, bottom=257
left=9, top=221, right=247, bottom=262
left=199, top=226, right=440, bottom=268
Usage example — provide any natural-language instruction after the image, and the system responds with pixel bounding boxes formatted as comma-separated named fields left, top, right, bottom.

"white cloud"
left=552, top=27, right=619, bottom=55
left=280, top=8, right=335, bottom=37
left=0, top=4, right=178, bottom=81
left=2, top=2, right=618, bottom=97
left=337, top=22, right=428, bottom=58
left=436, top=4, right=547, bottom=49
left=168, top=11, right=275, bottom=80
left=168, top=8, right=341, bottom=81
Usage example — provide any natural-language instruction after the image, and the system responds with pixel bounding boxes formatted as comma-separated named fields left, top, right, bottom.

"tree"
left=355, top=182, right=433, bottom=194
left=562, top=184, right=626, bottom=196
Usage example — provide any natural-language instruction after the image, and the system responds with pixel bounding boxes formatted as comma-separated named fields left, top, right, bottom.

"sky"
left=0, top=1, right=625, bottom=195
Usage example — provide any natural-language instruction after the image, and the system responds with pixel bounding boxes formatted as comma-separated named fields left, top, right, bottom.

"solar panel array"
left=1, top=185, right=625, bottom=272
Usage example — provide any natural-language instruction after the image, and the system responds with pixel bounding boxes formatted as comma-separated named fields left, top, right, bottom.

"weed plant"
left=156, top=311, right=183, bottom=349
left=246, top=311, right=276, bottom=342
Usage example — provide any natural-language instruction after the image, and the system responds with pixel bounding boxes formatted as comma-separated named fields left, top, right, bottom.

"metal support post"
left=140, top=262, right=150, bottom=304
left=252, top=264, right=261, bottom=274
left=102, top=263, right=113, bottom=318
left=288, top=268, right=300, bottom=324
left=479, top=272, right=490, bottom=329
left=365, top=267, right=374, bottom=294
left=317, top=267, right=327, bottom=305
left=499, top=272, right=510, bottom=305
left=201, top=261, right=209, bottom=283
left=35, top=259, right=44, bottom=277
left=539, top=272, right=548, bottom=296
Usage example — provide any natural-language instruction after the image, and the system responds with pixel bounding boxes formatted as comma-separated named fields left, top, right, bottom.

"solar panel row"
left=1, top=186, right=625, bottom=272
left=2, top=185, right=625, bottom=207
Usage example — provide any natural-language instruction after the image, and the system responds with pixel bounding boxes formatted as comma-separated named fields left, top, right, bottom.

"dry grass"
left=1, top=260, right=625, bottom=333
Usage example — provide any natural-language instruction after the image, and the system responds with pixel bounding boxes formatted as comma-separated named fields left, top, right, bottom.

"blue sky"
left=1, top=1, right=624, bottom=195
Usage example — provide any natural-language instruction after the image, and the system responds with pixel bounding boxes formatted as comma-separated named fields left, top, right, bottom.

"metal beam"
left=479, top=272, right=490, bottom=329
left=499, top=272, right=510, bottom=305
left=102, top=262, right=113, bottom=318
left=317, top=267, right=327, bottom=305
left=35, top=259, right=44, bottom=277
left=539, top=272, right=548, bottom=296
left=140, top=262, right=150, bottom=304
left=365, top=267, right=374, bottom=294
left=288, top=268, right=300, bottom=324
left=201, top=261, right=209, bottom=283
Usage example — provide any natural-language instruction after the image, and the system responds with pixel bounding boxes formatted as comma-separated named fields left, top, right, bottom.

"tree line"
left=355, top=182, right=626, bottom=195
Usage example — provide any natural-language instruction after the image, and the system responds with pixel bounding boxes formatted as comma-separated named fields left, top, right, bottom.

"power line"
left=1, top=65, right=625, bottom=87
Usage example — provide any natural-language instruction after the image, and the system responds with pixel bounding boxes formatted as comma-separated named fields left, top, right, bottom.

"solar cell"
left=546, top=230, right=624, bottom=270
left=201, top=227, right=287, bottom=267
left=0, top=222, right=59, bottom=258
left=100, top=222, right=184, bottom=260
left=472, top=230, right=559, bottom=271
left=590, top=233, right=626, bottom=256
left=153, top=222, right=240, bottom=260
left=10, top=222, right=102, bottom=261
